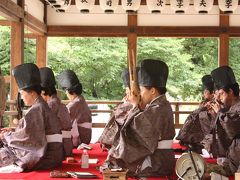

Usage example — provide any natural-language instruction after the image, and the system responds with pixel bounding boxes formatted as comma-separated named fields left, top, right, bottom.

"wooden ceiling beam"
left=0, top=0, right=24, bottom=21
left=47, top=26, right=129, bottom=37
left=136, top=26, right=222, bottom=37
left=24, top=33, right=38, bottom=39
left=0, top=20, right=11, bottom=26
left=47, top=25, right=240, bottom=37
left=24, top=12, right=47, bottom=34
left=0, top=0, right=46, bottom=34
left=229, top=27, right=240, bottom=37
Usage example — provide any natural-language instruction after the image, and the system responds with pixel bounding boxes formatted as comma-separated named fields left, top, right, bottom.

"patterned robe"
left=215, top=98, right=240, bottom=175
left=48, top=95, right=73, bottom=157
left=2, top=96, right=63, bottom=171
left=98, top=102, right=132, bottom=148
left=176, top=105, right=214, bottom=153
left=28, top=97, right=63, bottom=170
left=67, top=95, right=92, bottom=146
left=110, top=95, right=175, bottom=177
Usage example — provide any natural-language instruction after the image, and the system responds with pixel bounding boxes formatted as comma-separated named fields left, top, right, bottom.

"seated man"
left=0, top=63, right=63, bottom=172
left=107, top=59, right=175, bottom=177
left=40, top=67, right=73, bottom=157
left=58, top=70, right=92, bottom=147
left=176, top=74, right=215, bottom=153
left=206, top=66, right=240, bottom=176
left=98, top=68, right=134, bottom=149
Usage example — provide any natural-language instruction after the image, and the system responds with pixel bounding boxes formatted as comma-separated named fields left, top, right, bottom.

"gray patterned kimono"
left=215, top=98, right=240, bottom=175
left=2, top=96, right=63, bottom=171
left=98, top=102, right=132, bottom=148
left=32, top=97, right=63, bottom=170
left=109, top=95, right=175, bottom=177
left=176, top=104, right=214, bottom=153
left=67, top=95, right=92, bottom=146
left=48, top=95, right=73, bottom=157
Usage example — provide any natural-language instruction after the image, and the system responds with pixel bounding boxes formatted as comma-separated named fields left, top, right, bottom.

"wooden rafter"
left=24, top=33, right=38, bottom=39
left=47, top=25, right=240, bottom=37
left=24, top=12, right=47, bottom=34
left=0, top=20, right=11, bottom=26
left=0, top=0, right=24, bottom=21
left=0, top=0, right=47, bottom=34
left=47, top=26, right=129, bottom=37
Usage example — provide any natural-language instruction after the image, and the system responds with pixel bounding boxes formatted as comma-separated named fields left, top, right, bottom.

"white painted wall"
left=3, top=1, right=235, bottom=27
left=230, top=6, right=240, bottom=26
left=10, top=0, right=17, bottom=3
left=25, top=0, right=44, bottom=22
left=46, top=4, right=224, bottom=26
left=138, top=5, right=219, bottom=26
left=47, top=5, right=128, bottom=26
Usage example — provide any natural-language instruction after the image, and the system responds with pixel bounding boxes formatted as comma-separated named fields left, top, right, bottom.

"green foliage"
left=2, top=25, right=237, bottom=101
left=230, top=38, right=240, bottom=83
left=0, top=26, right=10, bottom=75
left=48, top=37, right=128, bottom=100
left=138, top=38, right=218, bottom=101
left=24, top=38, right=36, bottom=64
left=0, top=27, right=36, bottom=75
left=180, top=38, right=218, bottom=100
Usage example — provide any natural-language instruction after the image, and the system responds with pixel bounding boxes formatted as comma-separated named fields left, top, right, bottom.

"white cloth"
left=62, top=130, right=72, bottom=138
left=71, top=119, right=80, bottom=146
left=157, top=140, right=173, bottom=149
left=46, top=134, right=62, bottom=143
left=141, top=156, right=152, bottom=171
left=0, top=164, right=23, bottom=173
left=78, top=122, right=92, bottom=129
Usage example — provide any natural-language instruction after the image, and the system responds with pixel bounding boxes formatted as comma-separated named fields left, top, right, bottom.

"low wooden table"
left=103, top=170, right=128, bottom=180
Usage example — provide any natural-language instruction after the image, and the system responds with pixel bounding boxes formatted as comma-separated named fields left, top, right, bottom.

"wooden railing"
left=3, top=100, right=200, bottom=128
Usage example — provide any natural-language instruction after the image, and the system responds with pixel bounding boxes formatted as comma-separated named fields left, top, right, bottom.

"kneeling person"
left=0, top=63, right=63, bottom=172
left=108, top=59, right=175, bottom=177
left=40, top=67, right=73, bottom=157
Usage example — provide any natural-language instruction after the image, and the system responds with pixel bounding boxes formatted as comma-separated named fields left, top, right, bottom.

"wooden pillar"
left=36, top=35, right=47, bottom=68
left=127, top=14, right=137, bottom=70
left=10, top=21, right=24, bottom=101
left=218, top=14, right=229, bottom=67
left=10, top=0, right=25, bottom=101
left=9, top=0, right=25, bottom=127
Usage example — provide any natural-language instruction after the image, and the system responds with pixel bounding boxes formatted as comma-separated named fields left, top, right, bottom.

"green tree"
left=138, top=38, right=218, bottom=101
left=48, top=37, right=128, bottom=100
left=1, top=25, right=230, bottom=101
left=230, top=38, right=240, bottom=83
left=0, top=26, right=10, bottom=75
left=180, top=38, right=218, bottom=100
left=0, top=27, right=36, bottom=75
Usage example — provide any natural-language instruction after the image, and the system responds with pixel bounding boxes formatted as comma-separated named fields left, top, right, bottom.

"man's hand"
left=210, top=101, right=221, bottom=113
left=0, top=127, right=14, bottom=133
left=126, top=92, right=139, bottom=108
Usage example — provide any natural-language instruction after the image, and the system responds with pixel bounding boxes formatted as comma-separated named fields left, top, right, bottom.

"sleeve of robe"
left=218, top=104, right=240, bottom=140
left=3, top=106, right=47, bottom=156
left=48, top=96, right=72, bottom=131
left=67, top=96, right=92, bottom=144
left=115, top=101, right=175, bottom=164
